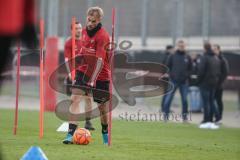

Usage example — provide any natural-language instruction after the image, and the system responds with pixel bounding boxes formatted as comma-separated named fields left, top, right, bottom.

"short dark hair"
left=166, top=45, right=173, bottom=50
left=70, top=21, right=81, bottom=30
left=204, top=41, right=212, bottom=52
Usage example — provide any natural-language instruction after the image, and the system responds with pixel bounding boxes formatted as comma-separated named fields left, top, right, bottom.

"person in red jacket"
left=64, top=21, right=95, bottom=131
left=0, top=0, right=38, bottom=88
left=63, top=6, right=111, bottom=145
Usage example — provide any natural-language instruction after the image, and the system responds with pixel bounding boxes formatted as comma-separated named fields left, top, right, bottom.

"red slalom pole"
left=39, top=19, right=44, bottom=139
left=108, top=7, right=116, bottom=146
left=13, top=41, right=21, bottom=135
left=71, top=17, right=76, bottom=82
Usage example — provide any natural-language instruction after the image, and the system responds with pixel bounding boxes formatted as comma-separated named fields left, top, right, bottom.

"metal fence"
left=39, top=0, right=240, bottom=49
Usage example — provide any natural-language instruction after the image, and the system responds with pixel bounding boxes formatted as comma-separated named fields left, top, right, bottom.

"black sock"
left=68, top=123, right=77, bottom=136
left=101, top=123, right=108, bottom=134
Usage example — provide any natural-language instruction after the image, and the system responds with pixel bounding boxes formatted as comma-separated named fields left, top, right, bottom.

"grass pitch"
left=0, top=109, right=239, bottom=160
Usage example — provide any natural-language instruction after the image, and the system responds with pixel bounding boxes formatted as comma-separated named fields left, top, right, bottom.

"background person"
left=213, top=44, right=229, bottom=124
left=163, top=40, right=192, bottom=122
left=198, top=42, right=221, bottom=129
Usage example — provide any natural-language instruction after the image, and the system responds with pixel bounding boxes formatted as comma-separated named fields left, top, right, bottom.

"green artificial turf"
left=0, top=109, right=239, bottom=160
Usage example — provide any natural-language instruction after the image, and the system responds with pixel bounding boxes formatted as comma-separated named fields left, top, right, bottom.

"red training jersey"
left=64, top=38, right=83, bottom=71
left=80, top=27, right=111, bottom=81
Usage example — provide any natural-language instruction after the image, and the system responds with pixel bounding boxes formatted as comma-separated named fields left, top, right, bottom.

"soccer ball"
left=73, top=128, right=91, bottom=145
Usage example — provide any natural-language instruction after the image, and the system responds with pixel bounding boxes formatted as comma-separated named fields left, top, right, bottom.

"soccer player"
left=63, top=6, right=111, bottom=145
left=64, top=21, right=95, bottom=131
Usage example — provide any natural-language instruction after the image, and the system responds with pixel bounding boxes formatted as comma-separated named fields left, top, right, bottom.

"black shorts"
left=73, top=71, right=110, bottom=104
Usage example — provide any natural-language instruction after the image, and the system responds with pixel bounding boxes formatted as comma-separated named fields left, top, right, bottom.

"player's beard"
left=87, top=25, right=94, bottom=30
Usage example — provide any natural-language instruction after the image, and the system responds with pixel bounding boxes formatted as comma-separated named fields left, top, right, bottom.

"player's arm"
left=65, top=58, right=71, bottom=78
left=64, top=41, right=72, bottom=78
left=88, top=35, right=109, bottom=86
left=88, top=57, right=103, bottom=86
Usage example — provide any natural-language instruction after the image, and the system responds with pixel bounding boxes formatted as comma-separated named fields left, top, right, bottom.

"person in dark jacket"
left=189, top=53, right=202, bottom=113
left=198, top=42, right=221, bottom=129
left=213, top=44, right=229, bottom=124
left=163, top=40, right=191, bottom=122
left=160, top=45, right=174, bottom=112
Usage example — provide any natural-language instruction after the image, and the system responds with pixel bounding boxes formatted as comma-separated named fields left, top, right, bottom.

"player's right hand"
left=68, top=73, right=72, bottom=80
